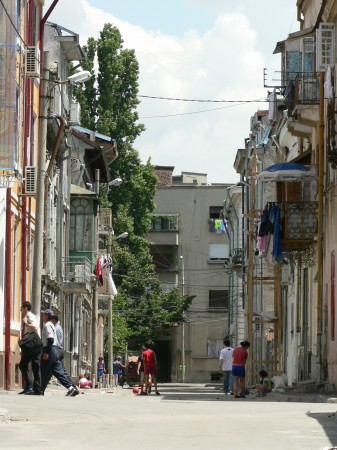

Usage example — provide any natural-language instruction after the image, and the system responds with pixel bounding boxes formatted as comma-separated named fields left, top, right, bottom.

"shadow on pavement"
left=306, top=411, right=337, bottom=448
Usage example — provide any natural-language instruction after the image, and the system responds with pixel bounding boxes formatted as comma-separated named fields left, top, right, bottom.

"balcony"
left=98, top=208, right=113, bottom=235
left=62, top=256, right=92, bottom=293
left=232, top=248, right=244, bottom=267
left=282, top=201, right=317, bottom=251
left=286, top=73, right=319, bottom=116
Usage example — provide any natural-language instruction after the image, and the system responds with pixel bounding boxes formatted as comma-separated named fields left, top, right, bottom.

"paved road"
left=1, top=384, right=337, bottom=450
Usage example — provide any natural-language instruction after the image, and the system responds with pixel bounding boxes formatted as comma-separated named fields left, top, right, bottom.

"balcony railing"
left=232, top=248, right=244, bottom=266
left=63, top=256, right=92, bottom=284
left=98, top=208, right=113, bottom=235
left=286, top=73, right=319, bottom=115
left=282, top=201, right=317, bottom=251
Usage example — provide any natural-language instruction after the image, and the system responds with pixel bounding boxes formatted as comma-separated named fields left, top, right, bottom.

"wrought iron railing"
left=282, top=202, right=317, bottom=241
left=285, top=73, right=319, bottom=115
left=232, top=248, right=244, bottom=266
left=62, top=256, right=92, bottom=283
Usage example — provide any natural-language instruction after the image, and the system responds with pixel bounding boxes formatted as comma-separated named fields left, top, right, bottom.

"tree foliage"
left=75, top=24, right=190, bottom=356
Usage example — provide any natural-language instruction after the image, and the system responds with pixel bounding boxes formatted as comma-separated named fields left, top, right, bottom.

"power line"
left=138, top=95, right=268, bottom=103
left=139, top=101, right=263, bottom=119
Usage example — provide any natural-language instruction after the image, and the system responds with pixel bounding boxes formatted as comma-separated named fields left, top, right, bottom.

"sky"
left=44, top=0, right=298, bottom=183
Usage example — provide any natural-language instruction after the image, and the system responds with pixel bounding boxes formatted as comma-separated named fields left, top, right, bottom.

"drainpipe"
left=43, top=116, right=66, bottom=268
left=32, top=52, right=49, bottom=315
left=32, top=0, right=59, bottom=313
left=5, top=188, right=12, bottom=390
left=317, top=71, right=325, bottom=383
left=21, top=0, right=34, bottom=304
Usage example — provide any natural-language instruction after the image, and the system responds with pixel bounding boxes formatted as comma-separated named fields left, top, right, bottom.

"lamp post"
left=180, top=255, right=185, bottom=383
left=107, top=231, right=128, bottom=384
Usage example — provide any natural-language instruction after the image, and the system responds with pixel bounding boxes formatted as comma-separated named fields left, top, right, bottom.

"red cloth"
left=232, top=346, right=248, bottom=366
left=95, top=258, right=103, bottom=286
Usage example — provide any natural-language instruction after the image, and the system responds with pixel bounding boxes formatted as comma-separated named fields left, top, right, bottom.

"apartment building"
left=148, top=167, right=231, bottom=382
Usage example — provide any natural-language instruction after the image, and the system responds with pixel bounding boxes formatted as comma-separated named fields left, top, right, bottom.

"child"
left=256, top=370, right=272, bottom=396
left=97, top=356, right=106, bottom=381
left=79, top=373, right=93, bottom=389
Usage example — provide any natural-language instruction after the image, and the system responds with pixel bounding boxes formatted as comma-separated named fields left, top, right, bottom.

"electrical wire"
left=138, top=95, right=267, bottom=103
left=139, top=101, right=262, bottom=119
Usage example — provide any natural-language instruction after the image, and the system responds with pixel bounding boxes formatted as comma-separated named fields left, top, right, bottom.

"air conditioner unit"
left=26, top=46, right=40, bottom=78
left=25, top=166, right=37, bottom=195
left=69, top=102, right=81, bottom=124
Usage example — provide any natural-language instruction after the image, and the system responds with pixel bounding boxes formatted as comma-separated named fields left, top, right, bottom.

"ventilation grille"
left=25, top=166, right=37, bottom=195
left=26, top=46, right=40, bottom=78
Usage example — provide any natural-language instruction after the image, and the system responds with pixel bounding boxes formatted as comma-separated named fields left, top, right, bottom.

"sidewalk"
left=207, top=383, right=337, bottom=403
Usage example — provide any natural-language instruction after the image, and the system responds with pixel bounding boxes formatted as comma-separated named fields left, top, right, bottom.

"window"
left=209, top=290, right=228, bottom=309
left=207, top=338, right=223, bottom=357
left=151, top=215, right=178, bottom=231
left=70, top=198, right=94, bottom=251
left=209, top=207, right=225, bottom=233
left=208, top=244, right=229, bottom=263
left=209, top=206, right=222, bottom=219
left=316, top=23, right=335, bottom=70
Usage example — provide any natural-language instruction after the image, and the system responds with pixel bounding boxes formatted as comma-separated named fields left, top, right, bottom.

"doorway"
left=154, top=341, right=171, bottom=382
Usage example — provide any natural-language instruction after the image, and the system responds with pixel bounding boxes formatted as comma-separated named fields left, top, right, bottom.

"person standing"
left=137, top=345, right=146, bottom=394
left=232, top=340, right=250, bottom=398
left=97, top=356, right=106, bottom=382
left=51, top=315, right=64, bottom=363
left=142, top=341, right=160, bottom=396
left=40, top=309, right=79, bottom=397
left=219, top=339, right=234, bottom=395
left=18, top=301, right=43, bottom=395
left=112, top=356, right=124, bottom=387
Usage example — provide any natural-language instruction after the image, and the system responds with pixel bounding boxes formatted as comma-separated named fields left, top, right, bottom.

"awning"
left=257, top=162, right=315, bottom=182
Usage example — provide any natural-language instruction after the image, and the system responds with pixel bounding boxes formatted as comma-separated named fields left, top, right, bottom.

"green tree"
left=76, top=23, right=189, bottom=356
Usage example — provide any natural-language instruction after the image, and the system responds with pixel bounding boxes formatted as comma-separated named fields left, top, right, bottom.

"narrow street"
left=1, top=384, right=337, bottom=450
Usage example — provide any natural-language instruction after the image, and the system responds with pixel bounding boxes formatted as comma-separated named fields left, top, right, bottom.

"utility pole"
left=246, top=147, right=256, bottom=386
left=92, top=169, right=100, bottom=386
left=32, top=51, right=49, bottom=316
left=180, top=255, right=185, bottom=383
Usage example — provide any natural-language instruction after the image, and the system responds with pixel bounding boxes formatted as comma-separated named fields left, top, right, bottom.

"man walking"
left=219, top=339, right=234, bottom=395
left=51, top=315, right=64, bottom=363
left=40, top=309, right=78, bottom=397
left=18, top=301, right=43, bottom=395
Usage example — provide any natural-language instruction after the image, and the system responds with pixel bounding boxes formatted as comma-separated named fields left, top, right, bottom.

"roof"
left=72, top=126, right=113, bottom=143
left=70, top=184, right=98, bottom=198
left=70, top=129, right=111, bottom=182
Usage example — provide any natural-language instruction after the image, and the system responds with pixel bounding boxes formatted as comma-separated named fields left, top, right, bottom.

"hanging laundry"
left=214, top=219, right=226, bottom=234
left=95, top=257, right=103, bottom=286
left=107, top=273, right=117, bottom=296
left=272, top=205, right=283, bottom=264
left=258, top=208, right=269, bottom=237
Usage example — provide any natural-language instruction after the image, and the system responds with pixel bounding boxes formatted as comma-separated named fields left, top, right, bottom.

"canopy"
left=257, top=162, right=315, bottom=182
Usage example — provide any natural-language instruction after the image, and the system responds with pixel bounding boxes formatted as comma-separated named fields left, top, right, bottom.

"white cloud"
left=44, top=0, right=274, bottom=183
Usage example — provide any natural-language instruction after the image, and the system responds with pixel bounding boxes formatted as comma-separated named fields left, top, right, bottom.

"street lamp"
left=67, top=70, right=91, bottom=83
left=180, top=255, right=185, bottom=383
left=108, top=178, right=123, bottom=187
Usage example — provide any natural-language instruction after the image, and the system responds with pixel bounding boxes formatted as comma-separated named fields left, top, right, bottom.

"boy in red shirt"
left=141, top=341, right=160, bottom=395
